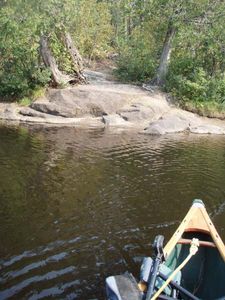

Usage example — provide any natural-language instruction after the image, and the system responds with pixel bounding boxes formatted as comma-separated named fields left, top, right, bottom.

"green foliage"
left=31, top=87, right=46, bottom=100
left=208, top=77, right=225, bottom=104
left=115, top=29, right=157, bottom=82
left=31, top=68, right=52, bottom=86
left=70, top=0, right=113, bottom=60
left=166, top=58, right=225, bottom=117
left=0, top=0, right=113, bottom=100
left=18, top=97, right=32, bottom=106
left=167, top=65, right=225, bottom=105
left=165, top=2, right=225, bottom=114
left=17, top=87, right=46, bottom=107
left=0, top=4, right=50, bottom=100
left=113, top=0, right=225, bottom=115
left=50, top=33, right=74, bottom=74
left=0, top=0, right=225, bottom=117
left=182, top=100, right=225, bottom=119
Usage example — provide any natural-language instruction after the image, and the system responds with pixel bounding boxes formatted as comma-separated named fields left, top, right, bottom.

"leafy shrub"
left=0, top=0, right=113, bottom=101
left=166, top=58, right=225, bottom=108
left=0, top=54, right=51, bottom=100
left=0, top=6, right=51, bottom=100
left=207, top=76, right=225, bottom=104
left=70, top=0, right=113, bottom=60
left=115, top=29, right=157, bottom=83
left=18, top=97, right=32, bottom=106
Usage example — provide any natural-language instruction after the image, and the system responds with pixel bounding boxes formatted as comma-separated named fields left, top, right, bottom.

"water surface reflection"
left=0, top=126, right=225, bottom=299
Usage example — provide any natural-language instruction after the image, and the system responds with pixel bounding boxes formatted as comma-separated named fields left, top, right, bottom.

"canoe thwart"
left=178, top=238, right=216, bottom=248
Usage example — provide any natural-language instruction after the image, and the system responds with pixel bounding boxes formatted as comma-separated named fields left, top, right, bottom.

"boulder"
left=102, top=114, right=132, bottom=127
left=164, top=109, right=202, bottom=127
left=0, top=105, right=19, bottom=121
left=118, top=104, right=156, bottom=123
left=144, top=116, right=189, bottom=135
left=189, top=124, right=225, bottom=135
left=30, top=84, right=139, bottom=118
left=19, top=107, right=54, bottom=119
left=31, top=101, right=83, bottom=118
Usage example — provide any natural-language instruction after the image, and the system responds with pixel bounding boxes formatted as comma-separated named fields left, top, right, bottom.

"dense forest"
left=0, top=0, right=224, bottom=115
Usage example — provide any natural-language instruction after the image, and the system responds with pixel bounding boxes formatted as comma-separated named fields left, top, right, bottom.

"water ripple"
left=0, top=266, right=76, bottom=299
left=1, top=127, right=225, bottom=299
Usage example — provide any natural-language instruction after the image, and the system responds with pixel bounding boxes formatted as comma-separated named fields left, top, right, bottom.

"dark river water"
left=0, top=125, right=225, bottom=300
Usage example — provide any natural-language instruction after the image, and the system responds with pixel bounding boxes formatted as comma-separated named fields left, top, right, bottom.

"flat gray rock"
left=31, top=101, right=77, bottom=118
left=189, top=124, right=225, bottom=135
left=144, top=116, right=189, bottom=135
left=118, top=104, right=155, bottom=122
left=30, top=84, right=142, bottom=118
left=102, top=114, right=132, bottom=127
left=19, top=107, right=55, bottom=119
left=0, top=105, right=19, bottom=121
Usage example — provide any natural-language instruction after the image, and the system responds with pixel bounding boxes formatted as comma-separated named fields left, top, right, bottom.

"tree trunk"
left=221, top=44, right=225, bottom=73
left=155, top=24, right=176, bottom=86
left=40, top=35, right=73, bottom=86
left=63, top=32, right=87, bottom=84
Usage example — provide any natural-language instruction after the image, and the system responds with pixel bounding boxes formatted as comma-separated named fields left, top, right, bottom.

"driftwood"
left=63, top=32, right=87, bottom=84
left=40, top=34, right=86, bottom=87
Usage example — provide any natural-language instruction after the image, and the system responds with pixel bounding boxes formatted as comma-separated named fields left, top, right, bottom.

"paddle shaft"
left=145, top=256, right=161, bottom=300
left=145, top=235, right=165, bottom=300
left=159, top=272, right=200, bottom=300
left=157, top=295, right=180, bottom=300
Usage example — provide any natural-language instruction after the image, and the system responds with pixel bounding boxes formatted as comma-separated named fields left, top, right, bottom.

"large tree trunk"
left=155, top=24, right=176, bottom=86
left=40, top=35, right=74, bottom=86
left=63, top=32, right=87, bottom=84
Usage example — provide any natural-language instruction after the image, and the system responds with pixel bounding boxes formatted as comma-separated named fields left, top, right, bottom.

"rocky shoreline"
left=1, top=70, right=225, bottom=135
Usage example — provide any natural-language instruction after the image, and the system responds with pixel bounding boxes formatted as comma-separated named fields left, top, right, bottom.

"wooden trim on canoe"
left=163, top=201, right=225, bottom=262
left=178, top=238, right=216, bottom=248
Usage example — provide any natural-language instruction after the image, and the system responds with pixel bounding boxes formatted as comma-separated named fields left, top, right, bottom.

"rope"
left=150, top=238, right=199, bottom=300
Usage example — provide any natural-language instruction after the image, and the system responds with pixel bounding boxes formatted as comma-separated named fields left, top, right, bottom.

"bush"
left=208, top=76, right=225, bottom=104
left=0, top=55, right=51, bottom=100
left=0, top=7, right=51, bottom=100
left=0, top=0, right=113, bottom=101
left=115, top=29, right=157, bottom=83
left=166, top=58, right=225, bottom=108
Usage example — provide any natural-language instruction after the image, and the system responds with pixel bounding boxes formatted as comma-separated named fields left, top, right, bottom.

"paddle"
left=145, top=235, right=165, bottom=300
left=158, top=271, right=200, bottom=300
left=144, top=235, right=200, bottom=300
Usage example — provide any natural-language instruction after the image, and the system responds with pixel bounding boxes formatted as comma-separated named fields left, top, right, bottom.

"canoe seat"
left=106, top=261, right=181, bottom=300
left=106, top=272, right=143, bottom=300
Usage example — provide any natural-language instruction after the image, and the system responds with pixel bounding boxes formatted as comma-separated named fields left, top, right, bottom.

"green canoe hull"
left=166, top=231, right=225, bottom=299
